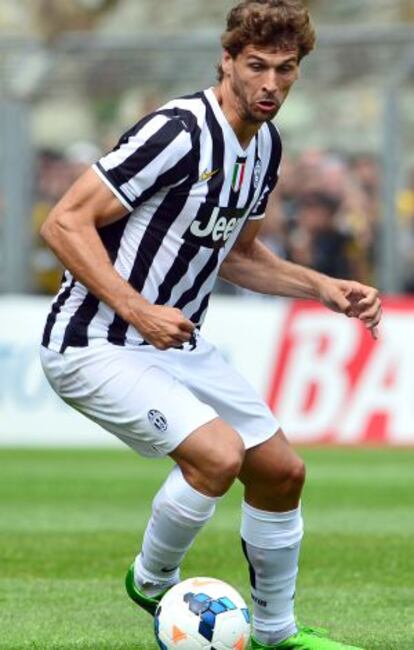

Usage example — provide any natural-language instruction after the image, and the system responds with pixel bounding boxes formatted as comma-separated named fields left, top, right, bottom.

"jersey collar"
left=204, top=87, right=257, bottom=158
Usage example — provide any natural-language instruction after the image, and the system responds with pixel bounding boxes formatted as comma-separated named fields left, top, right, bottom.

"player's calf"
left=128, top=463, right=220, bottom=616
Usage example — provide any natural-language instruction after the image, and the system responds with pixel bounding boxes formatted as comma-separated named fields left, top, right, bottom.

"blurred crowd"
left=32, top=142, right=101, bottom=293
left=32, top=144, right=414, bottom=295
left=260, top=151, right=380, bottom=284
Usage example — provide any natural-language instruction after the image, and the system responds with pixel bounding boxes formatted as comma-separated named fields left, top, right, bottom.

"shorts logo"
left=148, top=409, right=168, bottom=432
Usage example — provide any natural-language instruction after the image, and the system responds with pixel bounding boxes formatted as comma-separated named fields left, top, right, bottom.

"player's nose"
left=261, top=69, right=278, bottom=94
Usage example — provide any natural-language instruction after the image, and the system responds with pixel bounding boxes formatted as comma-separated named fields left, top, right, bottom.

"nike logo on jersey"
left=199, top=168, right=220, bottom=182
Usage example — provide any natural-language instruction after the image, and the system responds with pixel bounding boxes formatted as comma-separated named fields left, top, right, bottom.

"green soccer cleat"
left=250, top=626, right=365, bottom=649
left=125, top=563, right=171, bottom=617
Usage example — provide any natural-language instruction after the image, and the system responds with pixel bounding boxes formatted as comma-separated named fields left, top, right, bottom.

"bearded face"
left=222, top=44, right=299, bottom=125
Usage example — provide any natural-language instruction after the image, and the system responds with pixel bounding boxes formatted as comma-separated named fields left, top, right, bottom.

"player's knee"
left=204, top=446, right=244, bottom=496
left=186, top=441, right=244, bottom=497
left=292, top=458, right=306, bottom=489
left=282, top=458, right=306, bottom=497
left=174, top=422, right=245, bottom=497
left=219, top=448, right=245, bottom=483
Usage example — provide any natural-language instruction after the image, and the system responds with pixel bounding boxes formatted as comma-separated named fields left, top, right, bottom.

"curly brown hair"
left=217, top=0, right=316, bottom=80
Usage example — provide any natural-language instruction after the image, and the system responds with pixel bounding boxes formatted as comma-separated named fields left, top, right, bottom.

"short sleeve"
left=248, top=175, right=279, bottom=220
left=92, top=112, right=194, bottom=212
left=248, top=122, right=282, bottom=220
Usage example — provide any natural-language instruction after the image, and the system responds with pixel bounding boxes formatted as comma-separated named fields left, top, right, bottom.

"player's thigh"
left=180, top=337, right=279, bottom=450
left=40, top=344, right=218, bottom=458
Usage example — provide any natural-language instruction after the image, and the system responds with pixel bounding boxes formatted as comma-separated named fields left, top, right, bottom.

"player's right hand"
left=132, top=303, right=195, bottom=350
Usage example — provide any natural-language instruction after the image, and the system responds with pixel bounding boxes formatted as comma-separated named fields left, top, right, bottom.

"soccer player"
left=39, top=1, right=382, bottom=648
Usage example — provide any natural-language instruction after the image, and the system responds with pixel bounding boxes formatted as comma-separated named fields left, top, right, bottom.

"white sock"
left=241, top=502, right=304, bottom=646
left=135, top=465, right=218, bottom=596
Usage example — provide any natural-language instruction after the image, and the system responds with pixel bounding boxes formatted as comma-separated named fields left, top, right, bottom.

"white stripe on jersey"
left=96, top=115, right=194, bottom=208
left=88, top=212, right=149, bottom=336
left=47, top=273, right=88, bottom=347
left=120, top=129, right=192, bottom=205
left=100, top=114, right=169, bottom=171
left=43, top=88, right=282, bottom=352
left=93, top=165, right=133, bottom=212
left=162, top=97, right=208, bottom=130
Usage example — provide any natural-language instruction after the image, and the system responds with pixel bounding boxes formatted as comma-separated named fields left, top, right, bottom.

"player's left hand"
left=318, top=278, right=382, bottom=340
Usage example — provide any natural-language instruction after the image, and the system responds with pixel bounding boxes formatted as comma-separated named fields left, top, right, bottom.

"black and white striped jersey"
left=42, top=88, right=282, bottom=352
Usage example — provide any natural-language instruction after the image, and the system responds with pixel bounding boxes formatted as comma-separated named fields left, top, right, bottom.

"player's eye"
left=249, top=62, right=265, bottom=71
left=278, top=65, right=296, bottom=74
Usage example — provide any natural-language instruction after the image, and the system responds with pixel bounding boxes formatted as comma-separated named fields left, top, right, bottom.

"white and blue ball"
left=154, top=577, right=251, bottom=649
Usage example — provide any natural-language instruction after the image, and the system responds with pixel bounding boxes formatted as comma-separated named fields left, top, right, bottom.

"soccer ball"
left=154, top=577, right=251, bottom=649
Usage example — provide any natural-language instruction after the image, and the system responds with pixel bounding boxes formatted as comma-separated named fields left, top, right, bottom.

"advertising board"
left=1, top=295, right=413, bottom=446
left=266, top=299, right=414, bottom=445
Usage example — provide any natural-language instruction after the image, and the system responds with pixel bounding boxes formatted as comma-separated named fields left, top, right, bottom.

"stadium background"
left=0, top=2, right=413, bottom=649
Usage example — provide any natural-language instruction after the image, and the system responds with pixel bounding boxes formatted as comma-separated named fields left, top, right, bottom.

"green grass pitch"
left=0, top=447, right=413, bottom=649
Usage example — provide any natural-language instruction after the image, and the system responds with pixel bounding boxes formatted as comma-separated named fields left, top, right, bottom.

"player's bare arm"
left=40, top=168, right=194, bottom=350
left=219, top=219, right=382, bottom=338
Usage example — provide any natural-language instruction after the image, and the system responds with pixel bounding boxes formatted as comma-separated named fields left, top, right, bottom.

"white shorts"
left=40, top=334, right=279, bottom=458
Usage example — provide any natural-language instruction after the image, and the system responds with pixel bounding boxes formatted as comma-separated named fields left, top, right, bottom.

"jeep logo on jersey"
left=186, top=206, right=246, bottom=249
left=148, top=409, right=168, bottom=432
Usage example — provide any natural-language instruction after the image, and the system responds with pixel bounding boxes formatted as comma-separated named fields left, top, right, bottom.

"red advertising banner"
left=267, top=298, right=414, bottom=445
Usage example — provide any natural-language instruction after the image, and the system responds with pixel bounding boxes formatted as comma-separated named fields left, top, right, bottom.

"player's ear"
left=294, top=54, right=301, bottom=80
left=221, top=50, right=233, bottom=77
